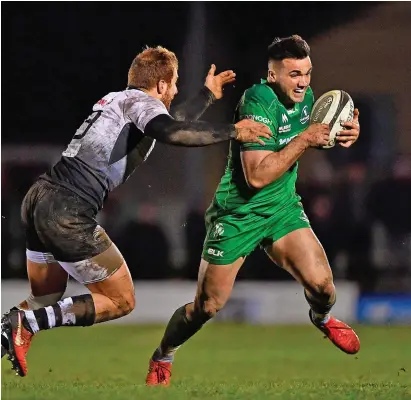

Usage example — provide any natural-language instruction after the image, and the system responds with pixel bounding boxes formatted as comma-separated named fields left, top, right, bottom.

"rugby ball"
left=310, top=90, right=354, bottom=149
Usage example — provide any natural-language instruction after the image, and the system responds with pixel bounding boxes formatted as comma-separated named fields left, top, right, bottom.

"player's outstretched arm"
left=144, top=114, right=271, bottom=147
left=172, top=87, right=216, bottom=121
left=241, top=123, right=330, bottom=189
left=172, top=65, right=236, bottom=121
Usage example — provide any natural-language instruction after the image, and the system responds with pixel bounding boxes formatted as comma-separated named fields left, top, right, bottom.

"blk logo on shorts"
left=208, top=248, right=224, bottom=257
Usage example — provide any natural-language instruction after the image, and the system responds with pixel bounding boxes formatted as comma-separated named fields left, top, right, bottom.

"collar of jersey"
left=260, top=79, right=298, bottom=114
left=126, top=86, right=145, bottom=91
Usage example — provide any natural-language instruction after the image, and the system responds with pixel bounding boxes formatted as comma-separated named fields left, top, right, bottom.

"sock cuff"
left=70, top=294, right=96, bottom=326
left=304, top=290, right=336, bottom=314
left=24, top=310, right=40, bottom=333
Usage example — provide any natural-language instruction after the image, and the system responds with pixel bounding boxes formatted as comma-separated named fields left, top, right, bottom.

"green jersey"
left=213, top=81, right=314, bottom=215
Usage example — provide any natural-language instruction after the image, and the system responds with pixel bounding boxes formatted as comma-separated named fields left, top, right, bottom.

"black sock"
left=304, top=289, right=336, bottom=314
left=24, top=294, right=96, bottom=333
left=153, top=304, right=209, bottom=362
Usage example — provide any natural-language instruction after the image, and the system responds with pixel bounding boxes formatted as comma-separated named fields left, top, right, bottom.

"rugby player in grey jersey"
left=1, top=46, right=271, bottom=377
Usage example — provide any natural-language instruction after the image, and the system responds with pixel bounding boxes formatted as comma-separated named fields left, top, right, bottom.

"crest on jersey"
left=299, top=210, right=310, bottom=223
left=212, top=223, right=225, bottom=239
left=300, top=105, right=310, bottom=124
left=282, top=114, right=289, bottom=123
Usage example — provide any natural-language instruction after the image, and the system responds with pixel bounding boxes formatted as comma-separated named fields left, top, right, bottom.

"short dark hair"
left=267, top=35, right=310, bottom=61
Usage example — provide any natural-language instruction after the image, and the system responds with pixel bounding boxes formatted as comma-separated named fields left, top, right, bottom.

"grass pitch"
left=2, top=324, right=410, bottom=399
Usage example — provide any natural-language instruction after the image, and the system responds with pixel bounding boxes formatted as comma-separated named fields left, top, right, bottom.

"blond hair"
left=128, top=46, right=178, bottom=90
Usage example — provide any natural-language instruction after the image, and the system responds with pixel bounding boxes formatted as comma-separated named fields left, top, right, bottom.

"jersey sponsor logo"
left=243, top=115, right=272, bottom=125
left=212, top=223, right=224, bottom=239
left=207, top=248, right=224, bottom=257
left=278, top=124, right=291, bottom=133
left=279, top=134, right=298, bottom=145
left=300, top=105, right=310, bottom=124
left=282, top=114, right=289, bottom=123
left=93, top=93, right=116, bottom=111
left=97, top=99, right=108, bottom=106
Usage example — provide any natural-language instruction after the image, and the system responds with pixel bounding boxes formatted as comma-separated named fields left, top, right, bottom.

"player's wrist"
left=233, top=125, right=240, bottom=140
left=295, top=134, right=310, bottom=149
left=201, top=86, right=217, bottom=104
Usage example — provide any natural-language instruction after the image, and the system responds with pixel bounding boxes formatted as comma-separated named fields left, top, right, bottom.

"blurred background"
left=2, top=2, right=411, bottom=325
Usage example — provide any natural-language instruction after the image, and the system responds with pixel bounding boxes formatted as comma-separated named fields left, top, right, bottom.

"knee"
left=115, top=291, right=136, bottom=317
left=121, top=291, right=136, bottom=315
left=312, top=278, right=335, bottom=300
left=196, top=296, right=226, bottom=320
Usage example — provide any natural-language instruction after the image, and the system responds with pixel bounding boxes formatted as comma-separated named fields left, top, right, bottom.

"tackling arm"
left=144, top=114, right=271, bottom=147
left=171, top=64, right=236, bottom=121
left=144, top=114, right=238, bottom=147
left=171, top=87, right=216, bottom=121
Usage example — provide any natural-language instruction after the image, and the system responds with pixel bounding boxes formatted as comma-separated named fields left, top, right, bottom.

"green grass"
left=2, top=324, right=411, bottom=399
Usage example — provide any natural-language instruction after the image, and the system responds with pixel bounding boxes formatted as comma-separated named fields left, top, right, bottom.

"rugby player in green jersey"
left=146, top=35, right=361, bottom=385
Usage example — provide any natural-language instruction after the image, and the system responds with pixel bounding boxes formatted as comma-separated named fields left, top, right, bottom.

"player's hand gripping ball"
left=310, top=90, right=358, bottom=149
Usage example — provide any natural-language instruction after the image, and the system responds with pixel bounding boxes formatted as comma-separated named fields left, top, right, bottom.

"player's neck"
left=136, top=87, right=162, bottom=102
left=278, top=95, right=295, bottom=110
left=268, top=83, right=295, bottom=110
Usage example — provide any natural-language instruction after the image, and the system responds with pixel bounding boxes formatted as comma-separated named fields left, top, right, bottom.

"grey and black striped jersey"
left=41, top=88, right=169, bottom=210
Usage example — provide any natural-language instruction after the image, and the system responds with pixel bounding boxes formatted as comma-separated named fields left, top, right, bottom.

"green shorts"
left=202, top=200, right=310, bottom=265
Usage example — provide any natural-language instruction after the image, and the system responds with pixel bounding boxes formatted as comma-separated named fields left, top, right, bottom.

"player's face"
left=268, top=57, right=312, bottom=105
left=161, top=68, right=179, bottom=111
